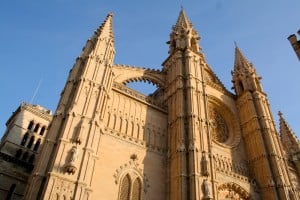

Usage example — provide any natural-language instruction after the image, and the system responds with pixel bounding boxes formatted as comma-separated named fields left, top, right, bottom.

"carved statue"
left=70, top=146, right=78, bottom=163
left=65, top=146, right=79, bottom=175
left=201, top=151, right=209, bottom=176
left=203, top=179, right=212, bottom=199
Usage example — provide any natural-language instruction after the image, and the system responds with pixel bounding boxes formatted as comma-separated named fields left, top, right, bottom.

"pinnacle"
left=95, top=12, right=114, bottom=41
left=278, top=111, right=299, bottom=150
left=175, top=8, right=193, bottom=29
left=234, top=45, right=250, bottom=69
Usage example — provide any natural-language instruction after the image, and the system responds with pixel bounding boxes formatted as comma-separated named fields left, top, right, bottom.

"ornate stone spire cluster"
left=167, top=9, right=200, bottom=54
left=232, top=46, right=263, bottom=95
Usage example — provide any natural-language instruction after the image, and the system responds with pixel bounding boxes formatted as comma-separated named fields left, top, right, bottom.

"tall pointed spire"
left=232, top=45, right=263, bottom=95
left=95, top=12, right=114, bottom=41
left=80, top=13, right=115, bottom=58
left=234, top=45, right=250, bottom=69
left=175, top=8, right=192, bottom=29
left=167, top=9, right=201, bottom=54
left=278, top=111, right=300, bottom=154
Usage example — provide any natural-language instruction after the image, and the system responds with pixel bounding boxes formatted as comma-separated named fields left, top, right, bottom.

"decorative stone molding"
left=113, top=158, right=150, bottom=192
left=218, top=182, right=251, bottom=200
left=213, top=154, right=250, bottom=182
left=207, top=96, right=241, bottom=148
left=64, top=146, right=79, bottom=175
left=112, top=64, right=165, bottom=88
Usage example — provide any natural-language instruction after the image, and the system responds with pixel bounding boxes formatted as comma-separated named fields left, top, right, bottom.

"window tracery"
left=119, top=174, right=142, bottom=200
left=209, top=108, right=229, bottom=143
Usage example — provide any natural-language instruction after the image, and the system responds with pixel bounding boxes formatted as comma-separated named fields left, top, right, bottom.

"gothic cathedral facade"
left=2, top=10, right=300, bottom=200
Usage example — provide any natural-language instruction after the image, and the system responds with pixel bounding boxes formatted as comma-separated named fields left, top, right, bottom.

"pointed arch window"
left=119, top=174, right=142, bottom=200
left=238, top=81, right=244, bottom=93
left=15, top=149, right=22, bottom=159
left=28, top=120, right=34, bottom=130
left=119, top=174, right=131, bottom=200
left=27, top=136, right=35, bottom=149
left=29, top=154, right=35, bottom=163
left=131, top=178, right=142, bottom=200
left=21, top=133, right=29, bottom=146
left=33, top=139, right=41, bottom=151
left=22, top=152, right=29, bottom=161
left=40, top=126, right=46, bottom=136
left=34, top=123, right=40, bottom=133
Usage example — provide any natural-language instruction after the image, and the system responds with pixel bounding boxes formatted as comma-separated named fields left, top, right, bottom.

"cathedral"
left=0, top=10, right=299, bottom=200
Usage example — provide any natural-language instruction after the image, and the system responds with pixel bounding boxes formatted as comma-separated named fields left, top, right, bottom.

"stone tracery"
left=218, top=182, right=251, bottom=200
left=209, top=108, right=229, bottom=143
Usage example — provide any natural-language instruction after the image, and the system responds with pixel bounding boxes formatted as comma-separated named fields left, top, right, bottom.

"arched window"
left=29, top=154, right=35, bottom=163
left=33, top=139, right=41, bottom=151
left=131, top=178, right=142, bottom=200
left=119, top=174, right=131, bottom=200
left=27, top=136, right=35, bottom=149
left=238, top=81, right=244, bottom=93
left=28, top=120, right=34, bottom=130
left=33, top=124, right=40, bottom=133
left=22, top=152, right=29, bottom=161
left=40, top=126, right=46, bottom=136
left=15, top=149, right=22, bottom=158
left=119, top=174, right=142, bottom=200
left=21, top=133, right=29, bottom=146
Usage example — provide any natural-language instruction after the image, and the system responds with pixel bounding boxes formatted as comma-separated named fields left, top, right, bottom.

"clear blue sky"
left=0, top=1, right=299, bottom=138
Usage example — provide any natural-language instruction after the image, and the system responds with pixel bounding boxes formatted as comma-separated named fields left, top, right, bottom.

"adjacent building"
left=1, top=10, right=299, bottom=200
left=288, top=30, right=300, bottom=60
left=0, top=103, right=52, bottom=199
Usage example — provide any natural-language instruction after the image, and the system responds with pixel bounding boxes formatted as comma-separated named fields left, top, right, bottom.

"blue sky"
left=0, top=1, right=299, bottom=138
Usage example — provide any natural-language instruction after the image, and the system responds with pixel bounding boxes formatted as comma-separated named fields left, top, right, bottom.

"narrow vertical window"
left=33, top=139, right=41, bottom=151
left=28, top=120, right=34, bottom=130
left=40, top=126, right=46, bottom=136
left=34, top=124, right=40, bottom=133
left=119, top=174, right=131, bottom=200
left=15, top=149, right=22, bottom=158
left=21, top=133, right=29, bottom=146
left=131, top=178, right=142, bottom=200
left=29, top=154, right=35, bottom=163
left=27, top=136, right=35, bottom=149
left=22, top=152, right=29, bottom=161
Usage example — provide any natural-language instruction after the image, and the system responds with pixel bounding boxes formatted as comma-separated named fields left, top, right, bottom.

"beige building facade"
left=0, top=102, right=52, bottom=199
left=1, top=10, right=300, bottom=200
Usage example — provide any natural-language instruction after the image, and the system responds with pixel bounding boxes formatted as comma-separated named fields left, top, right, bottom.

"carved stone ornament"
left=64, top=146, right=79, bottom=175
left=218, top=182, right=251, bottom=200
left=209, top=108, right=229, bottom=143
left=202, top=179, right=213, bottom=199
left=201, top=151, right=209, bottom=176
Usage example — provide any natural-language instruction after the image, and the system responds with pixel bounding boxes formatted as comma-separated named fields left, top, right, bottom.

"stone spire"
left=167, top=9, right=201, bottom=54
left=278, top=111, right=300, bottom=155
left=175, top=9, right=192, bottom=29
left=234, top=45, right=250, bottom=70
left=80, top=13, right=115, bottom=61
left=232, top=46, right=263, bottom=95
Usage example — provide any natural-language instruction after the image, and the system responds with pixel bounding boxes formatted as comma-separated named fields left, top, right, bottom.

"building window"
left=33, top=139, right=41, bottom=151
left=29, top=154, right=35, bottom=163
left=34, top=124, right=40, bottom=133
left=21, top=132, right=29, bottom=146
left=22, top=152, right=29, bottom=161
left=27, top=136, right=35, bottom=149
left=40, top=126, right=46, bottom=136
left=131, top=178, right=142, bottom=200
left=119, top=174, right=131, bottom=200
left=119, top=174, right=142, bottom=200
left=15, top=149, right=22, bottom=159
left=28, top=120, right=34, bottom=130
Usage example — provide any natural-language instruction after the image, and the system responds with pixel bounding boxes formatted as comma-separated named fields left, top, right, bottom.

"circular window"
left=209, top=108, right=229, bottom=143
